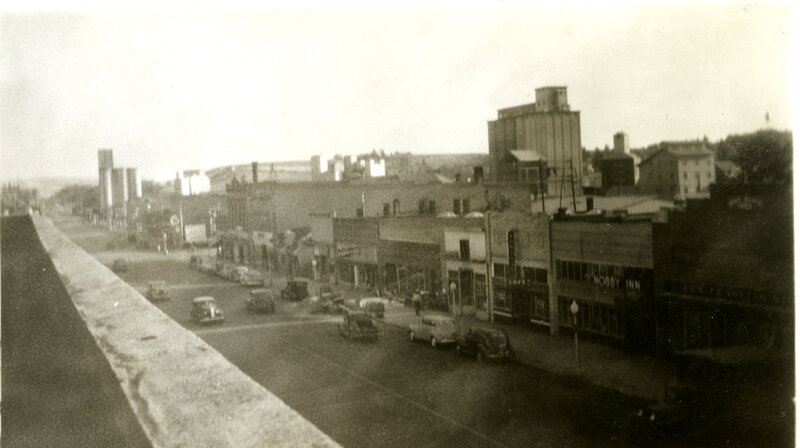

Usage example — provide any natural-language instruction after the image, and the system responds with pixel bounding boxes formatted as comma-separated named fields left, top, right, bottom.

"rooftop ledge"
left=32, top=216, right=340, bottom=448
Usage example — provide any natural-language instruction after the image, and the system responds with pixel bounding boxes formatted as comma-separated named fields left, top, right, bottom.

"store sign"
left=666, top=280, right=786, bottom=306
left=591, top=275, right=640, bottom=292
left=337, top=245, right=361, bottom=258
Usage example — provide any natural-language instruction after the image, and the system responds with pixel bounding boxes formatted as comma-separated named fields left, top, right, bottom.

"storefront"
left=551, top=217, right=655, bottom=349
left=491, top=263, right=549, bottom=325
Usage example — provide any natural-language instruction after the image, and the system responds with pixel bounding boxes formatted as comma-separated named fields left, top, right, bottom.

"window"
left=707, top=172, right=712, bottom=179
left=418, top=199, right=427, bottom=214
left=493, top=263, right=507, bottom=278
left=459, top=239, right=470, bottom=260
left=428, top=200, right=436, bottom=214
left=683, top=172, right=688, bottom=179
left=463, top=199, right=470, bottom=214
left=356, top=207, right=364, bottom=217
left=383, top=203, right=391, bottom=217
left=393, top=199, right=400, bottom=216
left=684, top=186, right=688, bottom=194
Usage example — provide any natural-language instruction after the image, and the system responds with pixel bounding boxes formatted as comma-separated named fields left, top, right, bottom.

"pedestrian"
left=412, top=290, right=421, bottom=316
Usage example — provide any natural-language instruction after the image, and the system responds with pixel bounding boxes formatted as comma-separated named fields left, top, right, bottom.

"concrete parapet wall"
left=32, top=216, right=340, bottom=448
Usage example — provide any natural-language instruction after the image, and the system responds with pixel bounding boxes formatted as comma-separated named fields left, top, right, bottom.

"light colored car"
left=233, top=266, right=249, bottom=283
left=219, top=264, right=237, bottom=279
left=409, top=314, right=458, bottom=348
left=240, top=270, right=264, bottom=287
left=358, top=297, right=387, bottom=318
left=191, top=296, right=224, bottom=324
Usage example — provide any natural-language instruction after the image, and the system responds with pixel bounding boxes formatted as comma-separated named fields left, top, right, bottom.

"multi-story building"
left=443, top=221, right=489, bottom=319
left=653, top=184, right=793, bottom=354
left=486, top=211, right=551, bottom=328
left=550, top=212, right=656, bottom=349
left=487, top=86, right=583, bottom=193
left=638, top=141, right=716, bottom=200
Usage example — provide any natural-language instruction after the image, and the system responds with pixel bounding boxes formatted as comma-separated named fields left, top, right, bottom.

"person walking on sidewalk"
left=412, top=290, right=421, bottom=316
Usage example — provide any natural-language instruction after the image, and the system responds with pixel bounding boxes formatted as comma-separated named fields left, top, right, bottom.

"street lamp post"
left=449, top=281, right=457, bottom=317
left=570, top=300, right=582, bottom=376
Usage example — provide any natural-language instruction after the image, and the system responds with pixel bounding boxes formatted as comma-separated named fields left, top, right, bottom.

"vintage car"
left=456, top=326, right=514, bottom=363
left=240, top=270, right=265, bottom=287
left=218, top=263, right=236, bottom=279
left=245, top=288, right=276, bottom=314
left=191, top=296, right=224, bottom=324
left=408, top=314, right=458, bottom=347
left=319, top=286, right=344, bottom=313
left=145, top=280, right=170, bottom=302
left=199, top=257, right=217, bottom=273
left=281, top=280, right=309, bottom=301
left=111, top=258, right=128, bottom=273
left=233, top=266, right=249, bottom=283
left=338, top=310, right=379, bottom=341
left=628, top=384, right=716, bottom=441
left=358, top=297, right=386, bottom=318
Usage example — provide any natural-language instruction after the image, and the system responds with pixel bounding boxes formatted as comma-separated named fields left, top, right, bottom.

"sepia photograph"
left=0, top=2, right=795, bottom=447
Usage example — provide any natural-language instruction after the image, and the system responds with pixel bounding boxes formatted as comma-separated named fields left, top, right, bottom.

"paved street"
left=48, top=215, right=794, bottom=448
left=51, top=216, right=644, bottom=447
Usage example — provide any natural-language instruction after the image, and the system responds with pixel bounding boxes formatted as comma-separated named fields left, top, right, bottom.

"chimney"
left=251, top=162, right=259, bottom=184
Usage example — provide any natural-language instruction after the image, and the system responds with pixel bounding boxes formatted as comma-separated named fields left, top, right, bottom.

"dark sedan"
left=456, top=326, right=514, bottom=363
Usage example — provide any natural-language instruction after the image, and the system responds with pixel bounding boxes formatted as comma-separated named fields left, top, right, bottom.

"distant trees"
left=714, top=130, right=792, bottom=185
left=2, top=183, right=40, bottom=213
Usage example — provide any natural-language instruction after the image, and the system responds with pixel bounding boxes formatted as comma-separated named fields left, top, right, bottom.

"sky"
left=0, top=2, right=795, bottom=182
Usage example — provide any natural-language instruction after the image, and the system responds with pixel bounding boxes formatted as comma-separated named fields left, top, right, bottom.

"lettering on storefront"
left=337, top=246, right=361, bottom=258
left=590, top=275, right=640, bottom=292
left=666, top=280, right=785, bottom=306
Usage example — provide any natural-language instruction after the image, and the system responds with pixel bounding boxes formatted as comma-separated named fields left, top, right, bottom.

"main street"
left=54, top=216, right=643, bottom=448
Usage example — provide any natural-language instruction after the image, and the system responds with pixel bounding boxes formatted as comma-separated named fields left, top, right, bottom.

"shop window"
left=494, top=290, right=510, bottom=311
left=428, top=200, right=436, bottom=214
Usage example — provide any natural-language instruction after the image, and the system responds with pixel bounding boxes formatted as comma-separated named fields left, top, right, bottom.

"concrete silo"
left=126, top=167, right=142, bottom=199
left=98, top=149, right=114, bottom=209
left=111, top=167, right=128, bottom=206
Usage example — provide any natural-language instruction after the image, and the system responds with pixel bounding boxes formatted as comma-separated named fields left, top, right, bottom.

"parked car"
left=191, top=296, right=224, bottom=324
left=628, top=384, right=717, bottom=441
left=245, top=288, right=276, bottom=314
left=338, top=310, right=379, bottom=341
left=456, top=326, right=514, bottom=363
left=409, top=314, right=458, bottom=348
left=319, top=286, right=344, bottom=313
left=111, top=258, right=128, bottom=273
left=358, top=297, right=386, bottom=318
left=281, top=280, right=309, bottom=301
left=233, top=266, right=249, bottom=283
left=218, top=263, right=235, bottom=279
left=199, top=257, right=216, bottom=273
left=145, top=280, right=170, bottom=302
left=241, top=270, right=265, bottom=287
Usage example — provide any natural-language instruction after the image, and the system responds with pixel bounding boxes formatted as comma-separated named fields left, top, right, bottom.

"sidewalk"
left=294, top=276, right=674, bottom=402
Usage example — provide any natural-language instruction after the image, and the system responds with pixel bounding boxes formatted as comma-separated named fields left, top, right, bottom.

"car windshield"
left=433, top=319, right=455, bottom=331
left=488, top=332, right=508, bottom=346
